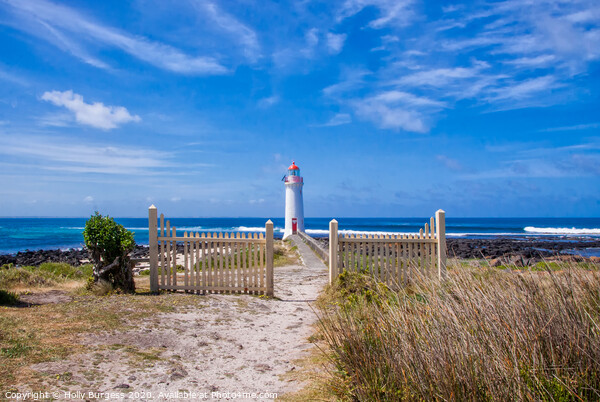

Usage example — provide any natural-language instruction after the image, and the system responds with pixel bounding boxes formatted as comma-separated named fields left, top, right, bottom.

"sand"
left=25, top=236, right=328, bottom=401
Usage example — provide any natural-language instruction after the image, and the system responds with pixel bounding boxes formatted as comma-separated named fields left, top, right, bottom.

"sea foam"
left=524, top=226, right=600, bottom=235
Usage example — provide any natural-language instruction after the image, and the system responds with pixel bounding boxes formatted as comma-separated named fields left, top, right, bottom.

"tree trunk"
left=92, top=253, right=135, bottom=293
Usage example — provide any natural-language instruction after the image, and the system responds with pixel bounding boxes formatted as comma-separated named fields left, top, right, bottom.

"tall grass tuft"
left=0, top=289, right=20, bottom=306
left=0, top=263, right=93, bottom=289
left=318, top=264, right=600, bottom=401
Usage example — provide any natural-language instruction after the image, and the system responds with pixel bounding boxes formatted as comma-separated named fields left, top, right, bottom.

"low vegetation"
left=274, top=240, right=300, bottom=267
left=317, top=262, right=600, bottom=401
left=0, top=289, right=20, bottom=306
left=0, top=262, right=93, bottom=289
left=84, top=212, right=135, bottom=292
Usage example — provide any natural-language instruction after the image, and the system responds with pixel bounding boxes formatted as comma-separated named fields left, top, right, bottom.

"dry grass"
left=274, top=239, right=300, bottom=267
left=0, top=263, right=93, bottom=290
left=317, top=262, right=600, bottom=401
left=0, top=274, right=206, bottom=393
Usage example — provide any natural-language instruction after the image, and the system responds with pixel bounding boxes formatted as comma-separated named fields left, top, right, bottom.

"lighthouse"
left=283, top=161, right=305, bottom=239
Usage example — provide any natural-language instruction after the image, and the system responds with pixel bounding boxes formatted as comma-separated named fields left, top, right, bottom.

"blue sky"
left=0, top=0, right=599, bottom=218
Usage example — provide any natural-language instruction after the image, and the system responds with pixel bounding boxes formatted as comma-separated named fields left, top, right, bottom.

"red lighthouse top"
left=285, top=160, right=303, bottom=183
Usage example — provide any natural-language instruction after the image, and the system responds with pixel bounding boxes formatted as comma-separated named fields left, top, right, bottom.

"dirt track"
left=24, top=236, right=327, bottom=401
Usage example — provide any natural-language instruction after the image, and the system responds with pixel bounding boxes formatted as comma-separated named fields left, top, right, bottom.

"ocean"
left=1, top=217, right=600, bottom=254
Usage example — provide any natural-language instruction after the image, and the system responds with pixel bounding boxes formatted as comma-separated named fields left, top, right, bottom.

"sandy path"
left=28, top=236, right=327, bottom=401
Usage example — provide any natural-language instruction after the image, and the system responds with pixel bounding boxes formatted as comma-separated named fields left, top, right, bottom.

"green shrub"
left=0, top=289, right=20, bottom=306
left=83, top=212, right=134, bottom=265
left=83, top=212, right=135, bottom=293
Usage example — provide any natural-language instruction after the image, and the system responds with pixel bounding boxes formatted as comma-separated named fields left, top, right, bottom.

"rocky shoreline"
left=0, top=245, right=150, bottom=267
left=2, top=237, right=600, bottom=268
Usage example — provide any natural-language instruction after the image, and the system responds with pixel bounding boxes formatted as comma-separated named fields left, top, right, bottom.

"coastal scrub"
left=83, top=212, right=135, bottom=293
left=318, top=264, right=600, bottom=400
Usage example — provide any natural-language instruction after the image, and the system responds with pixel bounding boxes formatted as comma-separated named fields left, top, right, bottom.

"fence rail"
left=148, top=206, right=274, bottom=296
left=329, top=210, right=446, bottom=285
left=297, top=231, right=328, bottom=261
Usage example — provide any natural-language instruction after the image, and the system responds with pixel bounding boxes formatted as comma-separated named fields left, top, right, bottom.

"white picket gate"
left=148, top=206, right=274, bottom=296
left=328, top=210, right=447, bottom=285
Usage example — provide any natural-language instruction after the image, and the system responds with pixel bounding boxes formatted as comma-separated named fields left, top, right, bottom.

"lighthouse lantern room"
left=283, top=161, right=305, bottom=239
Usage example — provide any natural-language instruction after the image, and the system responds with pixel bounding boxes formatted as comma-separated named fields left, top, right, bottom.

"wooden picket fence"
left=148, top=206, right=274, bottom=296
left=328, top=210, right=447, bottom=285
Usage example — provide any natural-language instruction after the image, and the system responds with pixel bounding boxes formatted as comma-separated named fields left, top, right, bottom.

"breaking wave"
left=524, top=226, right=600, bottom=235
left=235, top=226, right=266, bottom=232
left=306, top=229, right=425, bottom=236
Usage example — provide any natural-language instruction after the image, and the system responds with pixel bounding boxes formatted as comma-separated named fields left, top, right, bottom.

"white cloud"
left=370, top=91, right=446, bottom=108
left=504, top=54, right=556, bottom=68
left=0, top=66, right=29, bottom=86
left=300, top=28, right=320, bottom=58
left=442, top=4, right=464, bottom=14
left=196, top=2, right=261, bottom=63
left=539, top=122, right=600, bottom=132
left=485, top=75, right=561, bottom=102
left=37, top=112, right=73, bottom=128
left=305, top=28, right=319, bottom=47
left=3, top=0, right=228, bottom=75
left=322, top=69, right=370, bottom=97
left=41, top=90, right=140, bottom=130
left=395, top=66, right=487, bottom=88
left=442, top=1, right=600, bottom=72
left=0, top=134, right=171, bottom=175
left=351, top=99, right=428, bottom=133
left=271, top=27, right=322, bottom=67
left=348, top=89, right=447, bottom=132
left=257, top=95, right=280, bottom=108
left=323, top=0, right=600, bottom=133
left=338, top=0, right=416, bottom=29
left=326, top=33, right=347, bottom=54
left=436, top=155, right=463, bottom=171
left=318, top=113, right=352, bottom=127
left=83, top=195, right=94, bottom=203
left=462, top=156, right=600, bottom=179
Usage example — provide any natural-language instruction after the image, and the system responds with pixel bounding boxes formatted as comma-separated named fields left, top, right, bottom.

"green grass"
left=317, top=262, right=600, bottom=401
left=0, top=263, right=93, bottom=289
left=0, top=290, right=20, bottom=306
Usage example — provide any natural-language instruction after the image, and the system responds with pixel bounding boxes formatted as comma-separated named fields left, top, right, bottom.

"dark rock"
left=0, top=245, right=150, bottom=267
left=509, top=255, right=522, bottom=267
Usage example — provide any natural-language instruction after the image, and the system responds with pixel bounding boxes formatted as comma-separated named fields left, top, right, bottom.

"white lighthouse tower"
left=283, top=161, right=305, bottom=239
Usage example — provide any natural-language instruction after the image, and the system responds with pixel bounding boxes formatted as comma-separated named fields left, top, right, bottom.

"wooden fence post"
left=148, top=205, right=159, bottom=293
left=265, top=220, right=274, bottom=297
left=436, top=209, right=447, bottom=280
left=329, top=219, right=338, bottom=285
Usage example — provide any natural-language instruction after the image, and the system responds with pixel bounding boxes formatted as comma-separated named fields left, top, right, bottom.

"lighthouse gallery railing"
left=328, top=210, right=446, bottom=285
left=148, top=206, right=274, bottom=296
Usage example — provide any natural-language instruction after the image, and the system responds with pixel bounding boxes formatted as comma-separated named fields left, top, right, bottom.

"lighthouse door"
left=292, top=218, right=297, bottom=234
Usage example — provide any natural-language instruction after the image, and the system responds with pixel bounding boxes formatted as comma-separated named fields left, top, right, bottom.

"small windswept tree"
left=83, top=212, right=135, bottom=293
